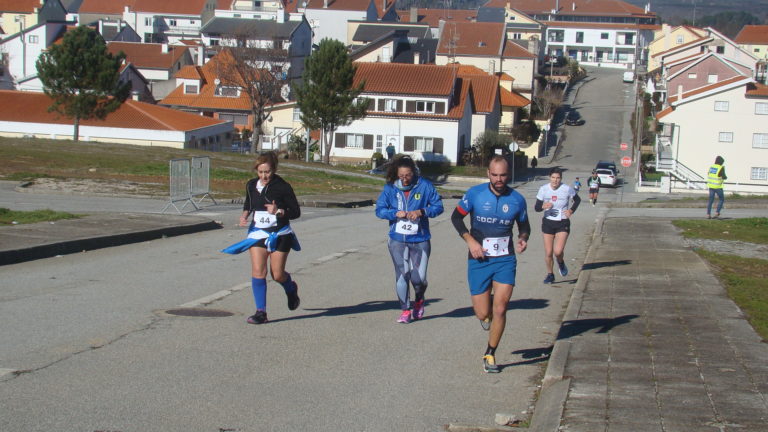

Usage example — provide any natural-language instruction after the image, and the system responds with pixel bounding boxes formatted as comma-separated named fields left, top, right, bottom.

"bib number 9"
left=483, top=236, right=510, bottom=257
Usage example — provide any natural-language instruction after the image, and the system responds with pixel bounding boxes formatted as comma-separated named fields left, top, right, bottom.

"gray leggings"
left=387, top=238, right=431, bottom=310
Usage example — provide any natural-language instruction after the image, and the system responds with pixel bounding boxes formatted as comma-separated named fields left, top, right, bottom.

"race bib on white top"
left=395, top=218, right=419, bottom=235
left=252, top=211, right=277, bottom=229
left=483, top=236, right=510, bottom=257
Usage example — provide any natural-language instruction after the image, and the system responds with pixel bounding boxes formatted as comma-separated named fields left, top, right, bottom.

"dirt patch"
left=17, top=177, right=167, bottom=198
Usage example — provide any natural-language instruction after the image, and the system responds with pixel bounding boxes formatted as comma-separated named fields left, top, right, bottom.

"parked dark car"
left=565, top=113, right=585, bottom=126
left=595, top=160, right=618, bottom=175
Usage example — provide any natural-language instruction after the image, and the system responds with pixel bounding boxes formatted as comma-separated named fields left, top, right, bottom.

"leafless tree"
left=531, top=81, right=564, bottom=120
left=214, top=37, right=290, bottom=153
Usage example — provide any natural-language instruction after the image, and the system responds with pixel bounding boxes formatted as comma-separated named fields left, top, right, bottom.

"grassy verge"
left=672, top=218, right=768, bottom=244
left=0, top=208, right=81, bottom=225
left=696, top=250, right=768, bottom=341
left=658, top=193, right=768, bottom=203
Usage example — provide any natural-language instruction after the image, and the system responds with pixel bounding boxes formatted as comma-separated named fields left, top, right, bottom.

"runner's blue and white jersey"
left=455, top=183, right=529, bottom=255
left=536, top=183, right=576, bottom=221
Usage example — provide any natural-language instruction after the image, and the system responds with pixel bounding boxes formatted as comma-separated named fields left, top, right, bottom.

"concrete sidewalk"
left=531, top=216, right=768, bottom=431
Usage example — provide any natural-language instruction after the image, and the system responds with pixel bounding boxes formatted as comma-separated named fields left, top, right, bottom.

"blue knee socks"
left=279, top=272, right=296, bottom=294
left=251, top=277, right=267, bottom=311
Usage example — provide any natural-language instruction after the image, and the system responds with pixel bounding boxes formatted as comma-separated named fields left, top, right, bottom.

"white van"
left=622, top=71, right=635, bottom=83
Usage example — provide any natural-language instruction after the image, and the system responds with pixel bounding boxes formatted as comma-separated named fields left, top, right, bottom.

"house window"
left=385, top=99, right=398, bottom=112
left=752, top=167, right=768, bottom=180
left=753, top=133, right=768, bottom=148
left=185, top=84, right=199, bottom=94
left=512, top=32, right=522, bottom=39
left=168, top=19, right=177, bottom=26
left=375, top=135, right=383, bottom=153
left=345, top=134, right=364, bottom=148
left=293, top=107, right=301, bottom=122
left=676, top=35, right=684, bottom=44
left=219, top=113, right=248, bottom=125
left=688, top=73, right=697, bottom=79
left=28, top=35, right=38, bottom=44
left=415, top=137, right=434, bottom=152
left=216, top=86, right=239, bottom=97
left=145, top=17, right=152, bottom=26
left=600, top=33, right=609, bottom=39
left=707, top=74, right=718, bottom=83
left=714, top=101, right=729, bottom=112
left=716, top=46, right=725, bottom=54
left=755, top=102, right=768, bottom=115
left=755, top=48, right=760, bottom=53
left=575, top=32, right=584, bottom=43
left=416, top=101, right=434, bottom=113
left=718, top=132, right=733, bottom=143
left=548, top=30, right=564, bottom=43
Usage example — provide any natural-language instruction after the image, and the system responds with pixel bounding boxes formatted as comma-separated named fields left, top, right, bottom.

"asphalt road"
left=0, top=67, right=631, bottom=431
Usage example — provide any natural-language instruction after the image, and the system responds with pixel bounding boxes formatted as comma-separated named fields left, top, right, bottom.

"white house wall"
left=662, top=85, right=768, bottom=188
left=304, top=9, right=366, bottom=43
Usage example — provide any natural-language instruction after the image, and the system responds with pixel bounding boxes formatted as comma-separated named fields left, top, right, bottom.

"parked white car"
left=595, top=168, right=618, bottom=187
left=622, top=71, right=635, bottom=83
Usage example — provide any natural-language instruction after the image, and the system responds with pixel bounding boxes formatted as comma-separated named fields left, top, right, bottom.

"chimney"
left=161, top=43, right=169, bottom=53
left=413, top=51, right=420, bottom=64
left=277, top=10, right=285, bottom=23
left=572, top=2, right=575, bottom=10
left=198, top=46, right=205, bottom=66
left=323, top=0, right=328, bottom=8
left=677, top=85, right=683, bottom=101
left=410, top=6, right=417, bottom=22
left=131, top=90, right=140, bottom=101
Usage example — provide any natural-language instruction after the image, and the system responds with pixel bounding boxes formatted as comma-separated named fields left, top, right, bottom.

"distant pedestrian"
left=386, top=143, right=395, bottom=160
left=706, top=156, right=727, bottom=219
left=573, top=177, right=581, bottom=193
left=375, top=156, right=444, bottom=323
left=222, top=152, right=301, bottom=325
left=530, top=156, right=538, bottom=170
left=587, top=171, right=601, bottom=205
left=451, top=155, right=530, bottom=373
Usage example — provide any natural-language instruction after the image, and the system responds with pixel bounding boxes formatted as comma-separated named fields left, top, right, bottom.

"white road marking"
left=179, top=282, right=249, bottom=308
left=0, top=368, right=17, bottom=378
left=314, top=249, right=358, bottom=263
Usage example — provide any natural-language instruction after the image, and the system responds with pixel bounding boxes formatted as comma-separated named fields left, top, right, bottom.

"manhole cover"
left=163, top=308, right=234, bottom=317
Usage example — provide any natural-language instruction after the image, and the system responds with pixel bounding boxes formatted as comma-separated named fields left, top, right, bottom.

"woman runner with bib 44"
left=221, top=152, right=301, bottom=325
left=376, top=156, right=444, bottom=323
left=536, top=168, right=580, bottom=284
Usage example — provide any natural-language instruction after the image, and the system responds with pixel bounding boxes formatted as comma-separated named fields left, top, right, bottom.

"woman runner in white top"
left=535, top=168, right=581, bottom=284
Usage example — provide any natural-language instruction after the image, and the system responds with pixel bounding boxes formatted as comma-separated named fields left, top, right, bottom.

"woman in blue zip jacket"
left=375, top=156, right=444, bottom=323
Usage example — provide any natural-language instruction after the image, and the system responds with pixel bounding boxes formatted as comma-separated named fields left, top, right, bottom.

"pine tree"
left=36, top=25, right=130, bottom=142
left=294, top=39, right=367, bottom=164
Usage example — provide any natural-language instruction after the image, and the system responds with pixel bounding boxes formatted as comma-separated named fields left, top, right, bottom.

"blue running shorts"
left=467, top=254, right=517, bottom=295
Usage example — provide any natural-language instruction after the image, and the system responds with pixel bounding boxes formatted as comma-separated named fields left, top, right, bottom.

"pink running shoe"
left=397, top=309, right=412, bottom=323
left=412, top=300, right=425, bottom=320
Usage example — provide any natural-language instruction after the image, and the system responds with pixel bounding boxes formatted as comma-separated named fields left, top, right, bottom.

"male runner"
left=451, top=155, right=531, bottom=373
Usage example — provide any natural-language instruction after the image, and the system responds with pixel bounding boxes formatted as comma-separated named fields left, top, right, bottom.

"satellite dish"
left=280, top=84, right=291, bottom=102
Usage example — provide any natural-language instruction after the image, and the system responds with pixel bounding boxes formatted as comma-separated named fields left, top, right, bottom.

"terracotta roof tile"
left=500, top=87, right=530, bottom=107
left=655, top=105, right=674, bottom=119
left=0, top=0, right=42, bottom=13
left=107, top=42, right=188, bottom=70
left=160, top=50, right=256, bottom=111
left=746, top=82, right=768, bottom=98
left=459, top=71, right=498, bottom=113
left=78, top=0, right=136, bottom=14
left=353, top=62, right=457, bottom=96
left=132, top=0, right=209, bottom=15
left=396, top=8, right=477, bottom=26
left=734, top=25, right=768, bottom=45
left=502, top=40, right=536, bottom=58
left=0, top=90, right=227, bottom=130
left=484, top=0, right=655, bottom=18
left=437, top=21, right=505, bottom=56
left=175, top=65, right=204, bottom=80
left=667, top=76, right=750, bottom=104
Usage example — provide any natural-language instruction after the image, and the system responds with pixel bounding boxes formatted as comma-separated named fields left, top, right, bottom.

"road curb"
left=528, top=207, right=608, bottom=432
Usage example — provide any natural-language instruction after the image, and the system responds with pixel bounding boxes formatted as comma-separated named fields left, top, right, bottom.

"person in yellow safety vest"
left=706, top=155, right=727, bottom=219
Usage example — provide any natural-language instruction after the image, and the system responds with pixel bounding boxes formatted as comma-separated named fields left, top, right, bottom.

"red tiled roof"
left=680, top=25, right=705, bottom=38
left=484, top=0, right=655, bottom=18
left=500, top=87, right=530, bottom=107
left=497, top=72, right=515, bottom=81
left=216, top=0, right=234, bottom=9
left=655, top=105, right=674, bottom=120
left=437, top=22, right=505, bottom=56
left=502, top=40, right=536, bottom=58
left=0, top=0, right=41, bottom=13
left=160, top=50, right=257, bottom=111
left=353, top=62, right=457, bottom=96
left=78, top=0, right=136, bottom=14
left=107, top=42, right=188, bottom=70
left=132, top=0, right=209, bottom=15
left=0, top=90, right=226, bottom=130
left=667, top=76, right=750, bottom=104
left=459, top=71, right=498, bottom=113
left=746, top=82, right=768, bottom=98
left=543, top=20, right=659, bottom=31
left=175, top=65, right=204, bottom=80
left=734, top=25, right=768, bottom=45
left=396, top=8, right=477, bottom=27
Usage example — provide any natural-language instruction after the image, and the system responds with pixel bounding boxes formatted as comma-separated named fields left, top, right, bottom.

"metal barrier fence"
left=162, top=157, right=217, bottom=214
left=191, top=156, right=217, bottom=206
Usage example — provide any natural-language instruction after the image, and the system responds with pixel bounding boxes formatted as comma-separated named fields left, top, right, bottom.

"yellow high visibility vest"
left=707, top=164, right=724, bottom=189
